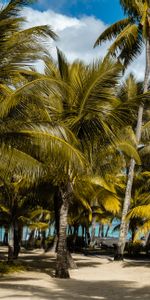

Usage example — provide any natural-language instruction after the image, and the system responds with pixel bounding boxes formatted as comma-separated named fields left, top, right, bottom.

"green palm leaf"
left=94, top=18, right=132, bottom=47
left=127, top=204, right=150, bottom=219
left=0, top=143, right=44, bottom=186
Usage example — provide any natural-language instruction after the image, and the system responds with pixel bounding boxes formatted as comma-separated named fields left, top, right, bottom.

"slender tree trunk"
left=3, top=228, right=8, bottom=245
left=101, top=224, right=104, bottom=238
left=8, top=224, right=14, bottom=262
left=48, top=189, right=62, bottom=253
left=41, top=230, right=46, bottom=250
left=91, top=218, right=96, bottom=243
left=68, top=225, right=73, bottom=235
left=81, top=225, right=85, bottom=238
left=114, top=38, right=150, bottom=260
left=105, top=225, right=110, bottom=237
left=98, top=224, right=101, bottom=237
left=13, top=222, right=22, bottom=259
left=27, top=229, right=35, bottom=249
left=86, top=227, right=91, bottom=245
left=55, top=182, right=71, bottom=278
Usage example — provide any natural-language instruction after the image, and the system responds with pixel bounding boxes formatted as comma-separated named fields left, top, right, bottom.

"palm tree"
left=0, top=146, right=45, bottom=261
left=94, top=0, right=150, bottom=259
left=0, top=0, right=87, bottom=273
left=11, top=50, right=146, bottom=276
left=0, top=87, right=86, bottom=266
left=26, top=51, right=144, bottom=277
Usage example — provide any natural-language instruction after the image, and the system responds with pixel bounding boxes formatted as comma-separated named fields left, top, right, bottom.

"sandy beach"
left=0, top=249, right=149, bottom=300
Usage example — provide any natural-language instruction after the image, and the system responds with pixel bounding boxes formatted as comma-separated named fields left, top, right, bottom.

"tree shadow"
left=0, top=279, right=149, bottom=299
left=123, top=261, right=150, bottom=268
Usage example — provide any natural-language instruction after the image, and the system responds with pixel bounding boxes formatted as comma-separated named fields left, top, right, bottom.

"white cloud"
left=22, top=7, right=108, bottom=63
left=22, top=7, right=145, bottom=80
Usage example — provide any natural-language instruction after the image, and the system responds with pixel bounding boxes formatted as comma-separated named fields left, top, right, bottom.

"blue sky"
left=33, top=0, right=124, bottom=24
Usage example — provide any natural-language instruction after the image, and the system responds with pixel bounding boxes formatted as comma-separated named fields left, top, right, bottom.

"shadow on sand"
left=0, top=278, right=150, bottom=300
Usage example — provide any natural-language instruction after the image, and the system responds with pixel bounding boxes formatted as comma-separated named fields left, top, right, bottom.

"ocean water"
left=0, top=219, right=128, bottom=242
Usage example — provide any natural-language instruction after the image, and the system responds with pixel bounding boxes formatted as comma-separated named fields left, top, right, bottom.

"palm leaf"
left=0, top=143, right=44, bottom=187
left=15, top=124, right=86, bottom=182
left=108, top=24, right=139, bottom=56
left=127, top=204, right=150, bottom=219
left=134, top=220, right=150, bottom=240
left=120, top=0, right=145, bottom=17
left=94, top=18, right=132, bottom=47
left=117, top=142, right=141, bottom=164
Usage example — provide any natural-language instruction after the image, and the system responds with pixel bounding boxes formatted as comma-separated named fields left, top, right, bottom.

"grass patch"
left=0, top=261, right=26, bottom=275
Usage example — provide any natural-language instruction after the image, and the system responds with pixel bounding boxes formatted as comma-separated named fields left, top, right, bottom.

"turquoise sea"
left=0, top=219, right=131, bottom=242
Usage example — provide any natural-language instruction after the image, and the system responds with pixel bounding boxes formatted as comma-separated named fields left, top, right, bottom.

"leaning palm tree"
left=94, top=0, right=150, bottom=259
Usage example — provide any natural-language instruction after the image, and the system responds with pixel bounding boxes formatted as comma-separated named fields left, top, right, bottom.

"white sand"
left=0, top=249, right=149, bottom=300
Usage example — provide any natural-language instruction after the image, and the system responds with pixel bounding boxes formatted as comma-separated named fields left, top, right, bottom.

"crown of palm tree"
left=94, top=0, right=150, bottom=68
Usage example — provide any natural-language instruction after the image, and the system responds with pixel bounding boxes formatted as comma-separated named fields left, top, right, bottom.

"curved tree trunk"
left=114, top=37, right=150, bottom=260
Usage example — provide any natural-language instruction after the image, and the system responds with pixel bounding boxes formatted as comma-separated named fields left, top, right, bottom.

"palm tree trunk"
left=55, top=182, right=71, bottom=278
left=13, top=222, right=22, bottom=259
left=105, top=225, right=110, bottom=237
left=91, top=218, right=96, bottom=243
left=41, top=230, right=46, bottom=250
left=3, top=227, right=8, bottom=245
left=114, top=38, right=150, bottom=260
left=8, top=224, right=14, bottom=262
left=27, top=229, right=35, bottom=249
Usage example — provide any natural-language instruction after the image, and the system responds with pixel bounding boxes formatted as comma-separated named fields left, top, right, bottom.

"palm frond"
left=127, top=204, right=150, bottom=219
left=120, top=0, right=145, bottom=18
left=16, top=124, right=86, bottom=182
left=94, top=18, right=132, bottom=47
left=134, top=220, right=150, bottom=240
left=117, top=142, right=141, bottom=165
left=0, top=0, right=57, bottom=83
left=142, top=120, right=150, bottom=141
left=0, top=143, right=44, bottom=187
left=118, top=25, right=143, bottom=67
left=108, top=24, right=139, bottom=56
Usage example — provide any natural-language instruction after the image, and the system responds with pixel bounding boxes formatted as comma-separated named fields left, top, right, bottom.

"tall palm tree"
left=0, top=0, right=87, bottom=272
left=25, top=51, right=145, bottom=277
left=12, top=50, right=147, bottom=277
left=94, top=0, right=150, bottom=259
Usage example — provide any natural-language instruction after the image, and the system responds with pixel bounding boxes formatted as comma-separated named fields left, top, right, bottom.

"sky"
left=2, top=0, right=145, bottom=79
left=32, top=0, right=124, bottom=24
